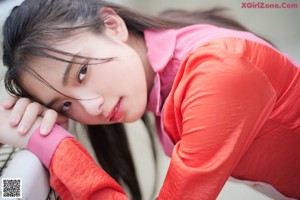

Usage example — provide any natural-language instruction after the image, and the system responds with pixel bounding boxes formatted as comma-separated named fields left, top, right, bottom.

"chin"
left=123, top=97, right=148, bottom=123
left=125, top=108, right=147, bottom=123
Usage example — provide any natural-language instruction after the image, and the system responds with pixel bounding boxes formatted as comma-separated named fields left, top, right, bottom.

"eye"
left=78, top=64, right=88, bottom=83
left=59, top=101, right=72, bottom=113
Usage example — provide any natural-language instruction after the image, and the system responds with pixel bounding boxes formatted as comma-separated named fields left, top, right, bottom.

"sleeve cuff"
left=26, top=124, right=74, bottom=169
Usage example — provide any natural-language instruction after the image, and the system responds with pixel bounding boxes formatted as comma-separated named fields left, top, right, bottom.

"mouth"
left=106, top=97, right=123, bottom=122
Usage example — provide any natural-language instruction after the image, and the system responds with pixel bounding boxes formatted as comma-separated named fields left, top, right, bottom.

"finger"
left=41, top=108, right=67, bottom=125
left=17, top=102, right=43, bottom=135
left=9, top=98, right=32, bottom=126
left=40, top=109, right=58, bottom=135
left=1, top=96, right=19, bottom=109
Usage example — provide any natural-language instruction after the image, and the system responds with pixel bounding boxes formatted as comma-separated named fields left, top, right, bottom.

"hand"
left=0, top=105, right=41, bottom=148
left=1, top=96, right=68, bottom=136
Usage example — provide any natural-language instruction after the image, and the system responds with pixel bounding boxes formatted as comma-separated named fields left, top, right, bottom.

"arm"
left=1, top=99, right=128, bottom=199
left=158, top=46, right=277, bottom=200
left=0, top=100, right=128, bottom=200
left=27, top=125, right=129, bottom=200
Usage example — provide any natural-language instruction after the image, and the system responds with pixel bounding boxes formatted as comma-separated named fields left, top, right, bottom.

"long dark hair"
left=2, top=0, right=252, bottom=199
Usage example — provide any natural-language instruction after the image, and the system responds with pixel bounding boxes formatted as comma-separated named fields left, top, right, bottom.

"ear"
left=100, top=7, right=129, bottom=42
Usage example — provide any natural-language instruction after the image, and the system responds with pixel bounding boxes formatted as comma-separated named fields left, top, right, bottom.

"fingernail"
left=0, top=101, right=9, bottom=108
left=40, top=127, right=48, bottom=135
left=3, top=99, right=13, bottom=107
left=18, top=124, right=27, bottom=134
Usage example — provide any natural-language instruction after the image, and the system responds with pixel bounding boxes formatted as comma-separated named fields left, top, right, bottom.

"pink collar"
left=145, top=29, right=176, bottom=73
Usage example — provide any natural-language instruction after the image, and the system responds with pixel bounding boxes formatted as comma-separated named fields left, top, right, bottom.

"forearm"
left=27, top=125, right=128, bottom=200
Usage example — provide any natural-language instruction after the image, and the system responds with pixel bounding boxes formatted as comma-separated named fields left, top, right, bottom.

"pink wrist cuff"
left=27, top=124, right=74, bottom=169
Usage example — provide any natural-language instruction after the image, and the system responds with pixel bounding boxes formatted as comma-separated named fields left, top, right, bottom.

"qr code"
left=1, top=178, right=22, bottom=198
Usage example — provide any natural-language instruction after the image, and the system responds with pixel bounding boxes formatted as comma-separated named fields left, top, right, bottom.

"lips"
left=106, top=98, right=123, bottom=122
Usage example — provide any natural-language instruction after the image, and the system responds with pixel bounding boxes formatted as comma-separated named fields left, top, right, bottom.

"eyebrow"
left=45, top=97, right=59, bottom=109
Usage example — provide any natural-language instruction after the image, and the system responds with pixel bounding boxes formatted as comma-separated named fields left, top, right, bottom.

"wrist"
left=23, top=118, right=42, bottom=148
left=26, top=124, right=74, bottom=168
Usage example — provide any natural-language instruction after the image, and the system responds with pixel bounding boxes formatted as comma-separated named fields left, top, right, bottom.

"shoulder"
left=177, top=35, right=285, bottom=80
left=169, top=37, right=278, bottom=106
left=177, top=37, right=264, bottom=79
left=176, top=36, right=296, bottom=97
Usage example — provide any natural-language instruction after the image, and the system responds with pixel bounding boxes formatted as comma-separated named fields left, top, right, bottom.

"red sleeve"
left=158, top=41, right=277, bottom=199
left=49, top=138, right=129, bottom=200
left=27, top=125, right=129, bottom=200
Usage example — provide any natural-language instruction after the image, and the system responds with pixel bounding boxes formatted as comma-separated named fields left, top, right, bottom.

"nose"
left=79, top=96, right=104, bottom=116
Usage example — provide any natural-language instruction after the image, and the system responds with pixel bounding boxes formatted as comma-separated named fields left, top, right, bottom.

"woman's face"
left=21, top=30, right=148, bottom=124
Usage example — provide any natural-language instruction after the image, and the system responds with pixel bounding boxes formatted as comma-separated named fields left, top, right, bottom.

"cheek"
left=88, top=58, right=144, bottom=92
left=70, top=111, right=90, bottom=123
left=66, top=104, right=98, bottom=124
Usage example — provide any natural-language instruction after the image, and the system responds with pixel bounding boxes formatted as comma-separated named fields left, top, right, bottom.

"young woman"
left=0, top=0, right=299, bottom=199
